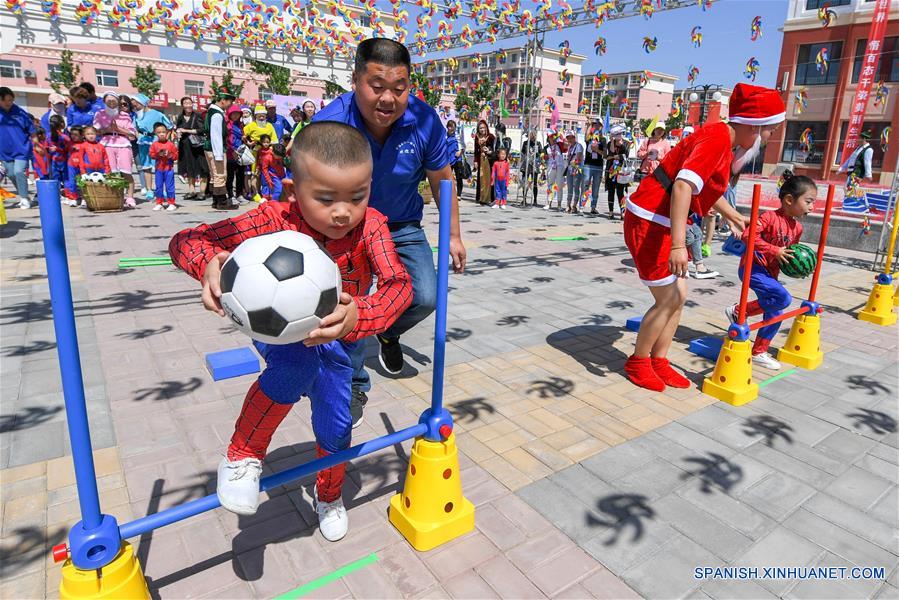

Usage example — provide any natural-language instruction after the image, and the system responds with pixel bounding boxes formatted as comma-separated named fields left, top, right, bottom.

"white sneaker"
left=725, top=304, right=738, bottom=325
left=165, top=203, right=177, bottom=211
left=65, top=198, right=78, bottom=207
left=491, top=203, right=498, bottom=209
left=752, top=352, right=781, bottom=370
left=18, top=197, right=31, bottom=209
left=314, top=485, right=348, bottom=542
left=152, top=203, right=164, bottom=211
left=694, top=267, right=719, bottom=279
left=543, top=204, right=550, bottom=210
left=500, top=204, right=507, bottom=210
left=216, top=457, right=262, bottom=515
left=178, top=175, right=187, bottom=184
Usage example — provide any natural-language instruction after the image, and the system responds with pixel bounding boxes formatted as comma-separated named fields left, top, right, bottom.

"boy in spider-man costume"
left=169, top=122, right=412, bottom=542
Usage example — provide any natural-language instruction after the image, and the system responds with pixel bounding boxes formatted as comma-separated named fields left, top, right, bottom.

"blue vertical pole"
left=38, top=181, right=121, bottom=570
left=37, top=180, right=102, bottom=530
left=430, top=179, right=452, bottom=416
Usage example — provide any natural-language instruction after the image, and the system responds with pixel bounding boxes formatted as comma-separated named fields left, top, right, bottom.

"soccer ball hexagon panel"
left=219, top=231, right=342, bottom=345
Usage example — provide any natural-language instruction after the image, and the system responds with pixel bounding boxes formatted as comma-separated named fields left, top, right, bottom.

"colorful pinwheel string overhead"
left=690, top=26, right=702, bottom=48
left=744, top=57, right=760, bottom=81
left=594, top=36, right=607, bottom=55
left=750, top=16, right=762, bottom=41
left=642, top=36, right=657, bottom=53
left=818, top=4, right=836, bottom=28
left=795, top=87, right=808, bottom=115
left=687, top=65, right=700, bottom=85
left=816, top=47, right=829, bottom=76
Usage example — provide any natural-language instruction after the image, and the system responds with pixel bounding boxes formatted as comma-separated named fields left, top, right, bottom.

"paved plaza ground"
left=1, top=182, right=897, bottom=599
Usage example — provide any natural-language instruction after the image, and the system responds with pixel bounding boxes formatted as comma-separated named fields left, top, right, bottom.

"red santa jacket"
left=740, top=208, right=803, bottom=279
left=149, top=140, right=179, bottom=171
left=168, top=202, right=412, bottom=343
left=78, top=141, right=110, bottom=173
left=628, top=121, right=733, bottom=227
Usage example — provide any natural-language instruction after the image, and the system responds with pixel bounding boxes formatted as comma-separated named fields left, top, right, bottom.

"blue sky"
left=162, top=0, right=789, bottom=89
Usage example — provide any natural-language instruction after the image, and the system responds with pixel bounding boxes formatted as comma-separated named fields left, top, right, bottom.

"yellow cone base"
left=389, top=433, right=475, bottom=552
left=702, top=339, right=758, bottom=406
left=893, top=284, right=899, bottom=307
left=778, top=314, right=824, bottom=370
left=857, top=283, right=897, bottom=326
left=60, top=542, right=149, bottom=600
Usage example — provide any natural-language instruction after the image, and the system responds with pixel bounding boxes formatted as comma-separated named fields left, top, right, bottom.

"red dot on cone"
left=439, top=425, right=452, bottom=439
left=52, top=544, right=68, bottom=563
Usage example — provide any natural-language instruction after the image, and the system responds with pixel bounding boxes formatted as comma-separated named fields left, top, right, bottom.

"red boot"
left=651, top=358, right=691, bottom=389
left=625, top=356, right=666, bottom=392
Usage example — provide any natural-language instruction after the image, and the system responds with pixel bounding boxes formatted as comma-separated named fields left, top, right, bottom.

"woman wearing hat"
left=637, top=120, right=671, bottom=179
left=622, top=83, right=783, bottom=392
left=41, top=93, right=68, bottom=135
left=93, top=91, right=138, bottom=207
left=131, top=93, right=173, bottom=201
left=603, top=124, right=631, bottom=218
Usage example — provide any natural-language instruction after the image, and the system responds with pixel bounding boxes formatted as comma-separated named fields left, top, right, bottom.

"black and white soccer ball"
left=219, top=231, right=341, bottom=345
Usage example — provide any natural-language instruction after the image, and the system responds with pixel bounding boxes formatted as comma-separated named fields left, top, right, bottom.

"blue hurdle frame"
left=39, top=178, right=456, bottom=569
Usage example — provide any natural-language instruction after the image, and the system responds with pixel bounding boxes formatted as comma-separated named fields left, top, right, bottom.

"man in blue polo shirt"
left=314, top=38, right=466, bottom=427
left=265, top=99, right=293, bottom=141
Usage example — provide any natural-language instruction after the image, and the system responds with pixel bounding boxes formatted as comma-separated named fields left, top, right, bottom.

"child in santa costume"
left=622, top=83, right=786, bottom=391
left=169, top=122, right=412, bottom=542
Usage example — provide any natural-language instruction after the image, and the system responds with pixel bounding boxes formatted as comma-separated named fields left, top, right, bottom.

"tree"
left=638, top=118, right=653, bottom=136
left=129, top=64, right=161, bottom=97
left=47, top=49, right=81, bottom=94
left=517, top=83, right=541, bottom=109
left=249, top=59, right=291, bottom=96
left=325, top=80, right=347, bottom=98
left=666, top=107, right=686, bottom=131
left=411, top=72, right=442, bottom=107
left=210, top=69, right=244, bottom=100
left=453, top=79, right=497, bottom=121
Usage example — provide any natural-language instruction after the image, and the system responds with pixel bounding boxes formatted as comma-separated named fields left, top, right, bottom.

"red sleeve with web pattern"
left=343, top=213, right=412, bottom=343
left=168, top=202, right=289, bottom=281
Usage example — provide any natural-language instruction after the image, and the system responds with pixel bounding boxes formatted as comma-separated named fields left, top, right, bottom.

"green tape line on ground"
left=118, top=257, right=173, bottom=268
left=274, top=553, right=378, bottom=599
left=547, top=236, right=587, bottom=241
left=431, top=246, right=438, bottom=252
left=758, top=368, right=798, bottom=388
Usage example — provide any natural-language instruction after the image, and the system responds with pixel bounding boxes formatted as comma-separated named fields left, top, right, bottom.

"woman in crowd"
left=131, top=93, right=173, bottom=201
left=285, top=100, right=317, bottom=153
left=66, top=86, right=97, bottom=129
left=225, top=104, right=246, bottom=202
left=520, top=130, right=543, bottom=205
left=637, top=122, right=671, bottom=180
left=473, top=119, right=495, bottom=205
left=583, top=134, right=605, bottom=215
left=543, top=132, right=566, bottom=210
left=93, top=91, right=137, bottom=207
left=604, top=124, right=631, bottom=219
left=446, top=120, right=465, bottom=198
left=175, top=96, right=209, bottom=200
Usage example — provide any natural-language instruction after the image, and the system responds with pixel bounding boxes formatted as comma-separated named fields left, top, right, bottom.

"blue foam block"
left=689, top=336, right=724, bottom=361
left=722, top=234, right=746, bottom=257
left=206, top=347, right=260, bottom=381
left=626, top=316, right=643, bottom=332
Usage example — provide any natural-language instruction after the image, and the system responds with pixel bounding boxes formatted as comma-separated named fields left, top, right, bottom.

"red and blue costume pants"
left=740, top=264, right=792, bottom=355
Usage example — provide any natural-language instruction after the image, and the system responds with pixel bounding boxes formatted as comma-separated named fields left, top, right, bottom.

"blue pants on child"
left=494, top=179, right=507, bottom=202
left=65, top=165, right=79, bottom=198
left=253, top=339, right=355, bottom=453
left=51, top=162, right=66, bottom=185
left=155, top=170, right=175, bottom=202
left=740, top=264, right=793, bottom=343
left=260, top=175, right=283, bottom=201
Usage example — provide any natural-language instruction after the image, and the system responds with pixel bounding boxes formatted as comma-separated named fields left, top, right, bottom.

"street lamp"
left=686, top=84, right=723, bottom=126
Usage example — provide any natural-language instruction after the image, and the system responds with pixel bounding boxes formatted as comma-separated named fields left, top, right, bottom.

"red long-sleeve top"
left=78, top=141, right=110, bottom=173
left=740, top=208, right=803, bottom=279
left=149, top=140, right=179, bottom=171
left=491, top=159, right=510, bottom=183
left=257, top=147, right=286, bottom=188
left=68, top=141, right=83, bottom=169
left=48, top=133, right=70, bottom=164
left=168, top=202, right=412, bottom=343
left=32, top=142, right=51, bottom=178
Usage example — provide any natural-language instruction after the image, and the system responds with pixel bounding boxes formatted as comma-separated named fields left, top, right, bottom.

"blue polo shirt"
left=313, top=92, right=449, bottom=224
left=446, top=132, right=460, bottom=165
left=0, top=103, right=35, bottom=161
left=66, top=102, right=100, bottom=130
left=267, top=113, right=293, bottom=140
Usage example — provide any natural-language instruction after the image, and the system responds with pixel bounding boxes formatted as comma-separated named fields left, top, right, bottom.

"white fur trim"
left=676, top=169, right=704, bottom=195
left=626, top=199, right=671, bottom=228
left=641, top=274, right=678, bottom=287
left=728, top=112, right=786, bottom=126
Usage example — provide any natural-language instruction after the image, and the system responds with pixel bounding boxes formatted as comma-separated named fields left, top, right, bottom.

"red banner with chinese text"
left=838, top=0, right=892, bottom=164
left=148, top=93, right=168, bottom=109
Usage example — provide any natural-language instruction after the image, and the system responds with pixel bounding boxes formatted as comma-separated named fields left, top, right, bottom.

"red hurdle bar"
left=736, top=184, right=762, bottom=326
left=807, top=184, right=835, bottom=304
left=748, top=307, right=809, bottom=331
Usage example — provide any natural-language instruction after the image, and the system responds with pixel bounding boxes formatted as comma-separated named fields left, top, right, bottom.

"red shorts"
left=624, top=210, right=677, bottom=286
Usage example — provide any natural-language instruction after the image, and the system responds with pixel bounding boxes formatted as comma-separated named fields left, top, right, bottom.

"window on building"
left=545, top=119, right=551, bottom=128
left=292, top=89, right=307, bottom=96
left=461, top=61, right=468, bottom=69
left=259, top=89, right=273, bottom=101
left=781, top=121, right=829, bottom=164
left=96, top=68, right=119, bottom=87
left=47, top=63, right=64, bottom=82
left=795, top=41, right=842, bottom=85
left=184, top=80, right=204, bottom=96
left=358, top=14, right=371, bottom=27
left=836, top=122, right=888, bottom=169
left=805, top=0, right=849, bottom=8
left=0, top=60, right=22, bottom=78
left=556, top=88, right=564, bottom=97
left=563, top=102, right=571, bottom=109
left=851, top=37, right=899, bottom=83
left=510, top=54, right=517, bottom=63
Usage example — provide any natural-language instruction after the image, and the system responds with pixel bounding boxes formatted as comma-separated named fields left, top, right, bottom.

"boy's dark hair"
left=354, top=38, right=411, bottom=76
left=778, top=170, right=816, bottom=201
left=49, top=114, right=64, bottom=130
left=272, top=143, right=286, bottom=157
left=79, top=81, right=96, bottom=96
left=153, top=122, right=168, bottom=131
left=69, top=125, right=84, bottom=136
left=33, top=127, right=46, bottom=137
left=291, top=121, right=372, bottom=179
left=0, top=86, right=13, bottom=100
left=69, top=86, right=89, bottom=100
left=83, top=125, right=97, bottom=134
left=259, top=134, right=271, bottom=143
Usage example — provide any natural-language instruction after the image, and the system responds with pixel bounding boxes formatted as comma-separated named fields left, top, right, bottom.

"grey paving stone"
left=700, top=578, right=778, bottom=600
left=517, top=477, right=597, bottom=545
left=743, top=442, right=839, bottom=489
left=738, top=472, right=817, bottom=521
left=738, top=528, right=825, bottom=596
left=621, top=531, right=717, bottom=599
left=654, top=494, right=755, bottom=562
left=549, top=464, right=617, bottom=509
left=581, top=519, right=679, bottom=575
left=868, top=486, right=899, bottom=528
left=814, top=428, right=879, bottom=465
left=783, top=508, right=898, bottom=572
left=783, top=550, right=886, bottom=600
left=579, top=439, right=657, bottom=483
left=822, top=466, right=894, bottom=512
left=801, top=492, right=898, bottom=554
left=654, top=422, right=738, bottom=460
left=677, top=484, right=777, bottom=541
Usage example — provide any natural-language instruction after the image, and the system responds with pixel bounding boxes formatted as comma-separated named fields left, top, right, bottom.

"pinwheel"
left=640, top=0, right=653, bottom=19
left=642, top=36, right=657, bottom=53
left=639, top=70, right=652, bottom=88
left=497, top=48, right=507, bottom=64
left=41, top=0, right=62, bottom=21
left=815, top=47, right=828, bottom=76
left=558, top=40, right=571, bottom=60
left=881, top=127, right=891, bottom=153
left=799, top=128, right=814, bottom=153
left=795, top=87, right=808, bottom=115
left=873, top=81, right=889, bottom=107
left=577, top=98, right=588, bottom=114
left=544, top=97, right=556, bottom=112
left=559, top=69, right=572, bottom=85
left=5, top=0, right=25, bottom=14
left=594, top=36, right=607, bottom=55
left=691, top=26, right=702, bottom=48
left=698, top=0, right=711, bottom=11
left=687, top=65, right=700, bottom=85
left=751, top=15, right=762, bottom=41
left=744, top=57, right=760, bottom=81
left=818, top=4, right=836, bottom=27
left=594, top=70, right=608, bottom=88
left=619, top=97, right=631, bottom=115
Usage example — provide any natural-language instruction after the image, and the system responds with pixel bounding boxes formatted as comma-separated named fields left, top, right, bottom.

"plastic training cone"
left=857, top=283, right=897, bottom=326
left=778, top=314, right=824, bottom=370
left=702, top=339, right=758, bottom=406
left=60, top=542, right=149, bottom=599
left=893, top=284, right=899, bottom=308
left=389, top=432, right=474, bottom=551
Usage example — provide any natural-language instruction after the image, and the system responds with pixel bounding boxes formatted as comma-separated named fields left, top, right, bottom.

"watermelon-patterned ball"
left=780, top=243, right=817, bottom=278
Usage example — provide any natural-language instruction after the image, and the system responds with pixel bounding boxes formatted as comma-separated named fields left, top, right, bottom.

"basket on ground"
left=83, top=183, right=124, bottom=212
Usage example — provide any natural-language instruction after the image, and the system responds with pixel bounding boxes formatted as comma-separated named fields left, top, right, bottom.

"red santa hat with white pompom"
left=728, top=83, right=786, bottom=126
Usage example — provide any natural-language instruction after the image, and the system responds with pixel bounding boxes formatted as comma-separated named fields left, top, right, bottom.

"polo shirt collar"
left=351, top=93, right=415, bottom=141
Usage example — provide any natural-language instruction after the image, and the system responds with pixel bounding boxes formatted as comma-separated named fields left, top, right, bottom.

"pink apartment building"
left=0, top=43, right=325, bottom=118
left=580, top=70, right=678, bottom=124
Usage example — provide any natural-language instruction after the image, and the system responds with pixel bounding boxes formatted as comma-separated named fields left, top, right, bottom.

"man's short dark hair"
left=291, top=121, right=372, bottom=178
left=0, top=87, right=13, bottom=100
left=153, top=122, right=168, bottom=131
left=354, top=38, right=411, bottom=76
left=79, top=81, right=96, bottom=96
left=49, top=114, right=64, bottom=129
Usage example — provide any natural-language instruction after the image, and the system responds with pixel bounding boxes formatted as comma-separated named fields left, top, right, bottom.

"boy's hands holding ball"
left=201, top=250, right=231, bottom=316
left=304, top=292, right=358, bottom=347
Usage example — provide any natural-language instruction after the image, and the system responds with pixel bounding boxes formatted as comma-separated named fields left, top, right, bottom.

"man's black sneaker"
left=350, top=390, right=368, bottom=428
left=377, top=335, right=404, bottom=375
